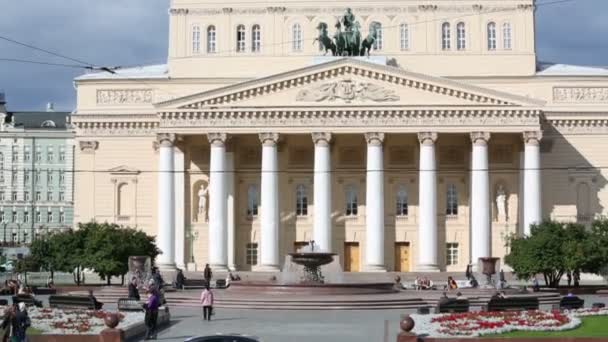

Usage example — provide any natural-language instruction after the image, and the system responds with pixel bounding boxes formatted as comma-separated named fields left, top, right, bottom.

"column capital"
left=311, top=132, right=332, bottom=146
left=207, top=133, right=228, bottom=146
left=259, top=132, right=280, bottom=146
left=156, top=133, right=176, bottom=147
left=364, top=132, right=385, bottom=146
left=470, top=132, right=491, bottom=146
left=523, top=131, right=543, bottom=145
left=417, top=132, right=438, bottom=145
left=78, top=140, right=99, bottom=154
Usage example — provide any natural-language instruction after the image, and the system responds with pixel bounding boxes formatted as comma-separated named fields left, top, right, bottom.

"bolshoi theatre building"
left=72, top=0, right=608, bottom=273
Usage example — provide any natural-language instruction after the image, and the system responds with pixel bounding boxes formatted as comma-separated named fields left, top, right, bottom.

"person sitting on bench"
left=88, top=290, right=104, bottom=310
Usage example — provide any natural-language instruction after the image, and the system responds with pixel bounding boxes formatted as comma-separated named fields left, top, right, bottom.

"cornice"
left=545, top=118, right=608, bottom=135
left=72, top=120, right=159, bottom=137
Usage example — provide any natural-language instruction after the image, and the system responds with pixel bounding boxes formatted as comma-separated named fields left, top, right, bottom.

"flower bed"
left=0, top=306, right=144, bottom=335
left=411, top=307, right=608, bottom=338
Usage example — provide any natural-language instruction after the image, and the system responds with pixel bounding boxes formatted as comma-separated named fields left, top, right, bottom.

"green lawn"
left=485, top=316, right=608, bottom=338
left=0, top=327, right=43, bottom=336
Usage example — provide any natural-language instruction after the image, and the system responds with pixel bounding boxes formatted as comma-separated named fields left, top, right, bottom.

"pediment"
left=108, top=165, right=140, bottom=175
left=156, top=58, right=544, bottom=110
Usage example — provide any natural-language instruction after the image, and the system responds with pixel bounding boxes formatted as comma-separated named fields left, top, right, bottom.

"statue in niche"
left=496, top=185, right=507, bottom=222
left=198, top=183, right=208, bottom=222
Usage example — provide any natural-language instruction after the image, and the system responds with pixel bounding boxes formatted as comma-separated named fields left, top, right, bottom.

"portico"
left=152, top=59, right=544, bottom=272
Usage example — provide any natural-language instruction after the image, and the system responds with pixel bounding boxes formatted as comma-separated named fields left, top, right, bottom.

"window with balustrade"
left=295, top=184, right=308, bottom=216
left=396, top=185, right=408, bottom=216
left=345, top=185, right=358, bottom=216
left=446, top=183, right=458, bottom=216
left=247, top=185, right=259, bottom=217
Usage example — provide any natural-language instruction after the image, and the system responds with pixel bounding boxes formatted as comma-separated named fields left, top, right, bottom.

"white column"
left=523, top=131, right=542, bottom=236
left=470, top=132, right=491, bottom=264
left=226, top=151, right=236, bottom=271
left=208, top=133, right=228, bottom=271
left=417, top=132, right=439, bottom=272
left=174, top=146, right=186, bottom=269
left=259, top=133, right=280, bottom=271
left=156, top=133, right=176, bottom=270
left=312, top=133, right=332, bottom=252
left=365, top=132, right=386, bottom=271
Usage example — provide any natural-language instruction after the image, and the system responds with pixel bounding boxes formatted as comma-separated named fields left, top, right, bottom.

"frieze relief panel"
left=553, top=87, right=608, bottom=103
left=296, top=79, right=399, bottom=103
left=96, top=89, right=153, bottom=105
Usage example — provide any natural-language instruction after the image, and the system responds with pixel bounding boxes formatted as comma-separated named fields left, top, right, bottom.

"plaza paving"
left=152, top=295, right=608, bottom=342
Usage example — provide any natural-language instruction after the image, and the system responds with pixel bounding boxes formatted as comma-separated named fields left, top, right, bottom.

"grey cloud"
left=0, top=0, right=606, bottom=110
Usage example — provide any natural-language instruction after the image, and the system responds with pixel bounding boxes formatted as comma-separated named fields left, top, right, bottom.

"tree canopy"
left=505, top=219, right=608, bottom=287
left=25, top=221, right=161, bottom=285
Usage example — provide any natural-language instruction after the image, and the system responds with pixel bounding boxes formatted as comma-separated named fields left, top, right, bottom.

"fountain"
left=288, top=240, right=336, bottom=283
left=478, top=257, right=500, bottom=288
left=228, top=240, right=396, bottom=295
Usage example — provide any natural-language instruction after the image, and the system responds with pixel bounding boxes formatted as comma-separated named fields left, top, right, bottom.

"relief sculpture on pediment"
left=296, top=79, right=399, bottom=103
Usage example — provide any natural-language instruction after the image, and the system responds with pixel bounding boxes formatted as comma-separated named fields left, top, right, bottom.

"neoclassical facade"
left=72, top=0, right=608, bottom=272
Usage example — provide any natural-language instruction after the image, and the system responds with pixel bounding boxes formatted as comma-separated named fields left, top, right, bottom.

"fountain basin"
left=228, top=281, right=398, bottom=295
left=288, top=252, right=336, bottom=268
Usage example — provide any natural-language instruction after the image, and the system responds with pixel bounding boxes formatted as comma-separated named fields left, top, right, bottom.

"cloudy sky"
left=0, top=0, right=606, bottom=111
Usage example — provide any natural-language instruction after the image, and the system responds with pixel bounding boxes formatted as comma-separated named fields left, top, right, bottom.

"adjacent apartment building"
left=0, top=93, right=74, bottom=246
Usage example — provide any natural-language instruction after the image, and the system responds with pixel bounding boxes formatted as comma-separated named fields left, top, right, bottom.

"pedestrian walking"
left=573, top=269, right=580, bottom=288
left=200, top=284, right=214, bottom=321
left=4, top=302, right=31, bottom=342
left=203, top=264, right=213, bottom=286
left=465, top=263, right=472, bottom=280
left=143, top=290, right=160, bottom=340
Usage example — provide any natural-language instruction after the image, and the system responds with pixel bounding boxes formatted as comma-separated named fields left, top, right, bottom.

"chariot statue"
left=313, top=9, right=380, bottom=57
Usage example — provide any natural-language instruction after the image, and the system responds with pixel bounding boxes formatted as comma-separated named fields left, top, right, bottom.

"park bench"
left=32, top=287, right=57, bottom=295
left=487, top=297, right=539, bottom=312
left=117, top=298, right=144, bottom=312
left=560, top=296, right=584, bottom=310
left=12, top=295, right=43, bottom=308
left=182, top=279, right=208, bottom=290
left=438, top=299, right=470, bottom=313
left=49, top=295, right=98, bottom=310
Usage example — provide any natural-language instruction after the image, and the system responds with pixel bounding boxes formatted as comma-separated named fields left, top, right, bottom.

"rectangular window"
left=446, top=184, right=458, bottom=216
left=12, top=211, right=17, bottom=223
left=11, top=192, right=17, bottom=201
left=446, top=243, right=459, bottom=266
left=11, top=168, right=17, bottom=184
left=47, top=170, right=54, bottom=183
left=12, top=146, right=18, bottom=162
left=0, top=212, right=4, bottom=223
left=59, top=147, right=66, bottom=161
left=36, top=192, right=41, bottom=201
left=47, top=192, right=53, bottom=201
left=59, top=192, right=65, bottom=201
left=35, top=211, right=41, bottom=223
left=24, top=211, right=29, bottom=223
left=47, top=146, right=54, bottom=161
left=59, top=211, right=65, bottom=223
left=246, top=243, right=258, bottom=265
left=59, top=171, right=65, bottom=184
left=35, top=146, right=42, bottom=161
left=24, top=171, right=30, bottom=184
left=47, top=211, right=53, bottom=223
left=0, top=192, right=4, bottom=201
left=24, top=146, right=31, bottom=161
left=35, top=170, right=41, bottom=183
left=24, top=192, right=30, bottom=201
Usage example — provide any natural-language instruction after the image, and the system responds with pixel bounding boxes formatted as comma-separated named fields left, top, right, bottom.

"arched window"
left=446, top=184, right=458, bottom=216
left=247, top=185, right=259, bottom=217
left=192, top=25, right=201, bottom=54
left=487, top=22, right=497, bottom=50
left=345, top=185, right=358, bottom=216
left=295, top=184, right=308, bottom=216
left=399, top=23, right=409, bottom=51
left=396, top=186, right=408, bottom=216
left=576, top=183, right=591, bottom=221
left=372, top=23, right=383, bottom=50
left=251, top=24, right=261, bottom=53
left=207, top=26, right=217, bottom=53
left=236, top=24, right=246, bottom=52
left=503, top=22, right=512, bottom=50
left=456, top=22, right=466, bottom=50
left=292, top=23, right=303, bottom=52
left=441, top=22, right=451, bottom=50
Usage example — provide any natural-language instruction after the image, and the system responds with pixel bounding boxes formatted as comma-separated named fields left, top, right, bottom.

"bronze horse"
left=313, top=22, right=337, bottom=56
left=360, top=22, right=381, bottom=56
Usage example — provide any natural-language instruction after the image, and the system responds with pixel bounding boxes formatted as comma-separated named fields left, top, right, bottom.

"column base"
left=210, top=264, right=229, bottom=272
left=365, top=265, right=387, bottom=272
left=157, top=262, right=176, bottom=271
left=416, top=264, right=440, bottom=272
left=255, top=264, right=281, bottom=272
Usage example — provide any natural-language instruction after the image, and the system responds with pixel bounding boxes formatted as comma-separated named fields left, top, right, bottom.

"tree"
left=81, top=222, right=161, bottom=285
left=505, top=221, right=587, bottom=287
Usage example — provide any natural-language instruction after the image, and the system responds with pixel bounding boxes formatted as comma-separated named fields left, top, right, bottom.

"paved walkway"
left=152, top=294, right=608, bottom=342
